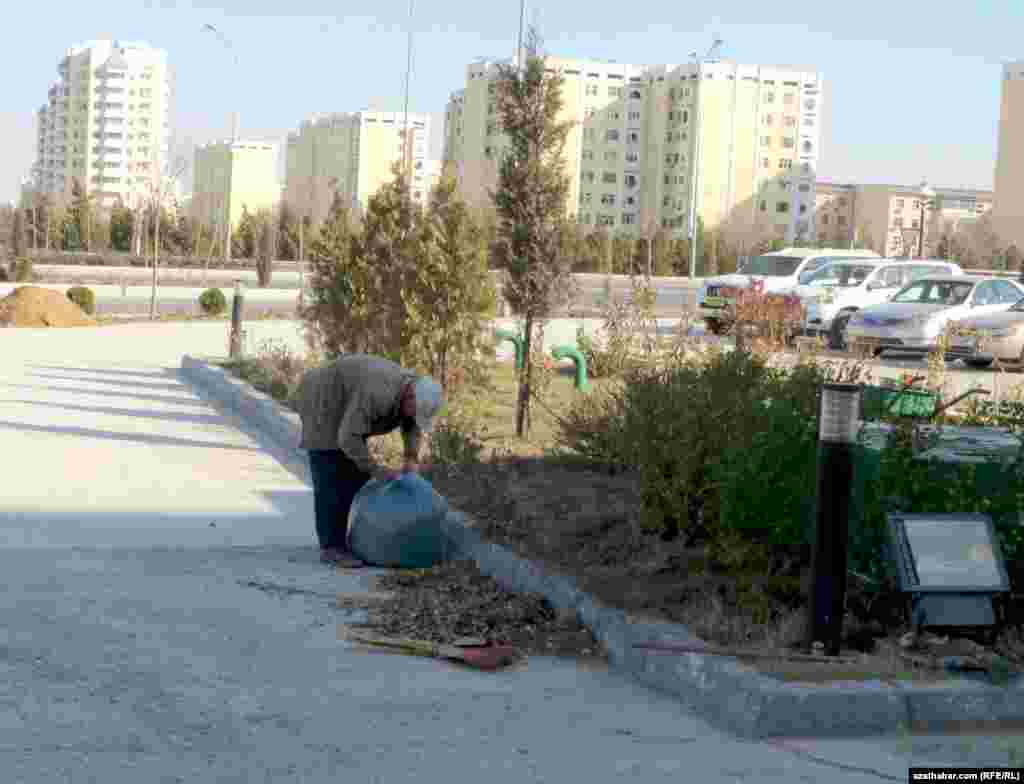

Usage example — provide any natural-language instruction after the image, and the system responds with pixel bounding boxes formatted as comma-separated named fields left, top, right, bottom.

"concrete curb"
left=179, top=354, right=1024, bottom=739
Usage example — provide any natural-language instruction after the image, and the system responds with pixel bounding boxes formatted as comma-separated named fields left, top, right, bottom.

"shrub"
left=65, top=285, right=96, bottom=315
left=714, top=398, right=818, bottom=549
left=198, top=287, right=227, bottom=316
left=11, top=258, right=33, bottom=282
left=549, top=380, right=634, bottom=470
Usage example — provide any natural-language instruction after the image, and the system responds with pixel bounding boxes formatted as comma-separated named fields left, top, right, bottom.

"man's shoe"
left=320, top=547, right=365, bottom=568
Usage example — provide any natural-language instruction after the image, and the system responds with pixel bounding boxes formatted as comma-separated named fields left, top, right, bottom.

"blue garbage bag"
left=345, top=474, right=453, bottom=568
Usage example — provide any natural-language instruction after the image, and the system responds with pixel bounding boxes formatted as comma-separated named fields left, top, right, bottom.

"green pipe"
left=494, top=328, right=524, bottom=369
left=551, top=345, right=590, bottom=392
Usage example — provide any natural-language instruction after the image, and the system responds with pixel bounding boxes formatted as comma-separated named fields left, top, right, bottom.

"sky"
left=2, top=0, right=1021, bottom=204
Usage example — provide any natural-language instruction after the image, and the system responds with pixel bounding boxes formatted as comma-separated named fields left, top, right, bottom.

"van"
left=793, top=259, right=964, bottom=349
left=697, top=247, right=880, bottom=334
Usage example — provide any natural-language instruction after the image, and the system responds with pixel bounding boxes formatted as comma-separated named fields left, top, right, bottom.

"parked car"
left=946, top=296, right=1024, bottom=368
left=845, top=275, right=1024, bottom=357
left=697, top=247, right=879, bottom=334
left=789, top=259, right=963, bottom=349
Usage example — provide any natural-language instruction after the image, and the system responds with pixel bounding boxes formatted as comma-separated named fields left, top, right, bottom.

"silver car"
left=844, top=275, right=1024, bottom=357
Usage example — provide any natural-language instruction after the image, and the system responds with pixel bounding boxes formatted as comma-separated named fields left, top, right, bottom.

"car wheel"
left=828, top=312, right=853, bottom=351
left=964, top=358, right=993, bottom=370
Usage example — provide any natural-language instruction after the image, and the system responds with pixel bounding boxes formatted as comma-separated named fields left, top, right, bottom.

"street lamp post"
left=202, top=24, right=240, bottom=263
left=686, top=38, right=722, bottom=279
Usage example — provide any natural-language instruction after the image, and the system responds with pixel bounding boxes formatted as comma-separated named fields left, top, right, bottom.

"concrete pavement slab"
left=0, top=330, right=1016, bottom=781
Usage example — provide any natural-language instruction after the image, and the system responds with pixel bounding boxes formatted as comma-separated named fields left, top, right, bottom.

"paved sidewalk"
left=0, top=326, right=1017, bottom=781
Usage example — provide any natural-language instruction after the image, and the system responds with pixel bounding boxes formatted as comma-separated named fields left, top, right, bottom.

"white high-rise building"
left=32, top=39, right=173, bottom=209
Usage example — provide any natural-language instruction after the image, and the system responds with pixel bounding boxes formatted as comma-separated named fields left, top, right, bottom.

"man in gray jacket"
left=292, top=354, right=444, bottom=567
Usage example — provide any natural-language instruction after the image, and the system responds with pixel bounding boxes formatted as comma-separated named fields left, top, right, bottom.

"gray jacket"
left=292, top=354, right=421, bottom=474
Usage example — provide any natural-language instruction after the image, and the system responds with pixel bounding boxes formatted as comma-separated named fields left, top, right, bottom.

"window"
left=838, top=197, right=847, bottom=207
left=609, top=112, right=620, bottom=120
left=597, top=214, right=615, bottom=226
left=663, top=196, right=671, bottom=207
left=805, top=98, right=817, bottom=110
left=583, top=127, right=595, bottom=139
left=581, top=212, right=592, bottom=224
left=606, top=129, right=620, bottom=142
left=776, top=202, right=790, bottom=213
left=782, top=137, right=795, bottom=149
left=779, top=159, right=793, bottom=170
left=586, top=85, right=598, bottom=96
left=784, top=115, right=796, bottom=127
left=486, top=122, right=496, bottom=136
left=798, top=183, right=810, bottom=192
left=895, top=198, right=904, bottom=208
left=602, top=172, right=617, bottom=184
left=628, top=111, right=640, bottom=121
left=800, top=162, right=812, bottom=174
left=682, top=110, right=688, bottom=124
left=764, top=91, right=775, bottom=102
left=601, top=194, right=616, bottom=206
left=763, top=113, right=774, bottom=125
left=799, top=204, right=807, bottom=214
left=582, top=150, right=594, bottom=161
left=625, top=195, right=636, bottom=206
left=837, top=216, right=847, bottom=226
left=822, top=214, right=830, bottom=225
left=622, top=213, right=636, bottom=225
left=604, top=151, right=617, bottom=162
left=802, top=140, right=813, bottom=153
left=911, top=218, right=919, bottom=229
left=626, top=131, right=639, bottom=143
left=894, top=216, right=904, bottom=227
left=664, top=175, right=671, bottom=186
left=629, top=89, right=642, bottom=99
left=759, top=199, right=767, bottom=211
left=608, top=86, right=622, bottom=97
left=624, top=174, right=638, bottom=188
left=761, top=135, right=772, bottom=146
left=583, top=171, right=595, bottom=183
left=762, top=157, right=770, bottom=169
left=625, top=151, right=639, bottom=163
left=666, top=132, right=673, bottom=143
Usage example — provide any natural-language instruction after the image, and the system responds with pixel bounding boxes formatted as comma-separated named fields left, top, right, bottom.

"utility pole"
left=687, top=36, right=723, bottom=279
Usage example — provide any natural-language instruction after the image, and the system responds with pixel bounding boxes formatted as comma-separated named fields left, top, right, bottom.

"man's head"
left=399, top=376, right=444, bottom=432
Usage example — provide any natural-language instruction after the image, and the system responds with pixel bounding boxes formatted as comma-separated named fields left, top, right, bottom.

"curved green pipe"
left=551, top=345, right=590, bottom=392
left=494, top=328, right=524, bottom=369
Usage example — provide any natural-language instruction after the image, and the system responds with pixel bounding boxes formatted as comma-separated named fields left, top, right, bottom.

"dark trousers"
left=308, top=448, right=371, bottom=550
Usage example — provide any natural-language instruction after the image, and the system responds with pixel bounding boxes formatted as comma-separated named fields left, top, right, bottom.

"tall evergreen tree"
left=489, top=27, right=574, bottom=436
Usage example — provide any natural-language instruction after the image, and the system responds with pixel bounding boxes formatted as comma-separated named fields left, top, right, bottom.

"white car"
left=790, top=259, right=963, bottom=349
left=698, top=247, right=880, bottom=334
left=845, top=275, right=1024, bottom=357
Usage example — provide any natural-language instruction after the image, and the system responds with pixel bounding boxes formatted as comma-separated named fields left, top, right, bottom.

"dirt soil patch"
left=229, top=352, right=1024, bottom=683
left=0, top=286, right=97, bottom=327
left=340, top=559, right=605, bottom=663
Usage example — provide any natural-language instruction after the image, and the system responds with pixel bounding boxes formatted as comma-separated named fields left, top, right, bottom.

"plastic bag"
left=345, top=474, right=452, bottom=568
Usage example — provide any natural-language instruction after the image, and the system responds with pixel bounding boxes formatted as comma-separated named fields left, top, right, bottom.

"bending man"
left=293, top=354, right=444, bottom=567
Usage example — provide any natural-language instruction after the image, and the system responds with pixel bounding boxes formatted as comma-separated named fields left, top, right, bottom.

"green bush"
left=11, top=258, right=33, bottom=282
left=626, top=350, right=780, bottom=542
left=714, top=398, right=818, bottom=548
left=198, top=287, right=227, bottom=316
left=550, top=380, right=635, bottom=470
left=66, top=285, right=96, bottom=315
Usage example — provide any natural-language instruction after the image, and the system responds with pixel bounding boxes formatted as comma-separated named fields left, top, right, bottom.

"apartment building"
left=32, top=39, right=173, bottom=209
left=442, top=55, right=824, bottom=243
left=814, top=181, right=993, bottom=256
left=283, top=111, right=431, bottom=228
left=190, top=140, right=279, bottom=232
left=994, top=62, right=1024, bottom=249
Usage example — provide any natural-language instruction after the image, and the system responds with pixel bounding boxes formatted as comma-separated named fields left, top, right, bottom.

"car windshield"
left=801, top=264, right=876, bottom=288
left=1011, top=296, right=1024, bottom=312
left=739, top=255, right=804, bottom=277
left=890, top=280, right=974, bottom=305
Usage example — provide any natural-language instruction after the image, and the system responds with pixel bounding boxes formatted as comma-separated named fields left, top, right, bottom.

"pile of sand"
left=0, top=286, right=97, bottom=328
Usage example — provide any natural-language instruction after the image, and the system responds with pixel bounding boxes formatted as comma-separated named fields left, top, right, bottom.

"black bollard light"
left=229, top=279, right=245, bottom=359
left=806, top=382, right=861, bottom=657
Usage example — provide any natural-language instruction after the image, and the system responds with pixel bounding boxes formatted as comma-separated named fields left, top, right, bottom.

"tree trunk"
left=515, top=312, right=534, bottom=437
left=150, top=201, right=159, bottom=320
